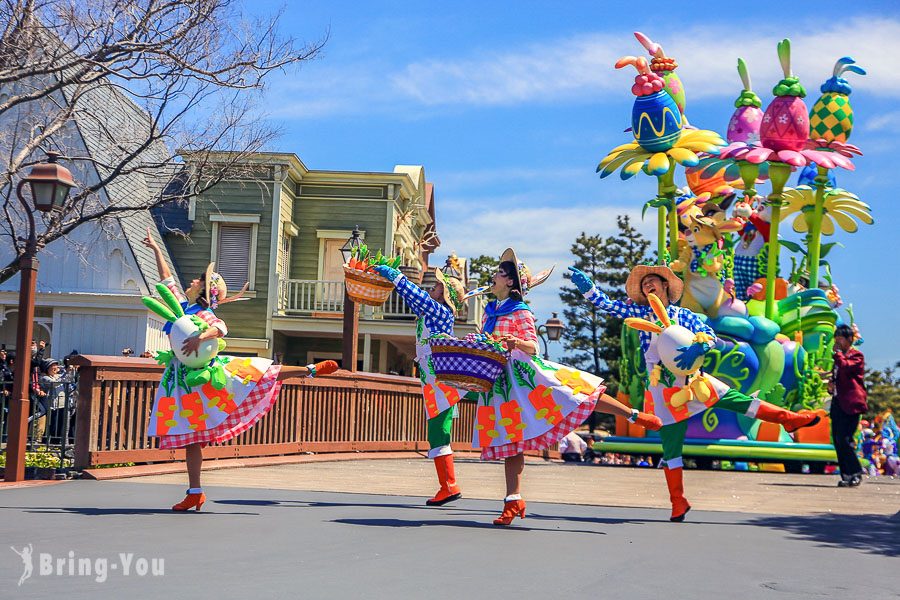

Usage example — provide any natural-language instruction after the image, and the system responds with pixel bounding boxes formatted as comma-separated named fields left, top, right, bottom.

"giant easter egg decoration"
left=809, top=57, right=865, bottom=143
left=760, top=40, right=809, bottom=152
left=616, top=56, right=683, bottom=153
left=727, top=58, right=764, bottom=144
left=633, top=90, right=683, bottom=152
left=760, top=95, right=809, bottom=151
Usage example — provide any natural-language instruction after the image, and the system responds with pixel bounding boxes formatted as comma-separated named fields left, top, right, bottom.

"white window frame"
left=316, top=228, right=365, bottom=281
left=210, top=214, right=260, bottom=295
left=280, top=221, right=298, bottom=279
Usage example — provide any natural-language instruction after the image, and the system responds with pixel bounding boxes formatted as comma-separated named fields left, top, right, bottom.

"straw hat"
left=499, top=248, right=553, bottom=297
left=462, top=248, right=555, bottom=300
left=434, top=268, right=466, bottom=316
left=625, top=265, right=683, bottom=305
left=186, top=262, right=248, bottom=309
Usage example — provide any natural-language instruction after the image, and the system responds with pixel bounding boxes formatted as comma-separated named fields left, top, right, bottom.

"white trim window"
left=210, top=214, right=259, bottom=291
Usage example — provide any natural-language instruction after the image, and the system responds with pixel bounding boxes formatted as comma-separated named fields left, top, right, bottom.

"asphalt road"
left=1, top=480, right=897, bottom=599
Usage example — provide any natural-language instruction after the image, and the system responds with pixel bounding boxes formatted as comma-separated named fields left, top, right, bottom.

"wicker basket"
left=428, top=338, right=510, bottom=393
left=343, top=265, right=395, bottom=306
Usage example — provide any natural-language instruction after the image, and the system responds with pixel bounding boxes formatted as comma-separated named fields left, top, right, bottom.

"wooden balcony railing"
left=277, top=278, right=486, bottom=325
left=70, top=355, right=479, bottom=468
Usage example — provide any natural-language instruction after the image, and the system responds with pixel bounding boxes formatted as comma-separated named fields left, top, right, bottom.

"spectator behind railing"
left=38, top=359, right=77, bottom=443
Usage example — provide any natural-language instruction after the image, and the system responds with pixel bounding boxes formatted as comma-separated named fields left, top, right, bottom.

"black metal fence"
left=0, top=367, right=78, bottom=477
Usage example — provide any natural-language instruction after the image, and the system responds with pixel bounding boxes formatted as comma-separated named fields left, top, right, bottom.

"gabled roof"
left=62, top=79, right=180, bottom=291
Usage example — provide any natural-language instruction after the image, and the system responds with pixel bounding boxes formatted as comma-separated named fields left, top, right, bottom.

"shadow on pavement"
left=332, top=517, right=606, bottom=535
left=748, top=512, right=900, bottom=557
left=766, top=482, right=843, bottom=489
left=215, top=498, right=496, bottom=516
left=0, top=506, right=259, bottom=516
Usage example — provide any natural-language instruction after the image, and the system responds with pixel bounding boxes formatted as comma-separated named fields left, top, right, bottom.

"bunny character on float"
left=669, top=196, right=747, bottom=318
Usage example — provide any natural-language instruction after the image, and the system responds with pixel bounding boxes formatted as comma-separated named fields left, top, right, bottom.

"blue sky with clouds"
left=249, top=0, right=899, bottom=368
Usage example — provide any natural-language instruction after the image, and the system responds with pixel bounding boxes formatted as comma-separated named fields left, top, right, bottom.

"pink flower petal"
left=775, top=149, right=807, bottom=167
left=743, top=147, right=773, bottom=164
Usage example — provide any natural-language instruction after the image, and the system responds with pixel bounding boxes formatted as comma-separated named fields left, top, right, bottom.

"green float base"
left=594, top=437, right=837, bottom=463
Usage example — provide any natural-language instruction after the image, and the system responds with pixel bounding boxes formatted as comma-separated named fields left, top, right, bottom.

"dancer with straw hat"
left=469, top=249, right=661, bottom=526
left=570, top=263, right=820, bottom=522
left=142, top=229, right=337, bottom=512
left=371, top=261, right=469, bottom=506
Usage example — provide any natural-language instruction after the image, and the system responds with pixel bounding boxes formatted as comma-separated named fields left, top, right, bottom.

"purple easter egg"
left=727, top=105, right=763, bottom=143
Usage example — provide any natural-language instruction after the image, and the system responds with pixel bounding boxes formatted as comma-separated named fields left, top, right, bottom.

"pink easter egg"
left=760, top=96, right=809, bottom=152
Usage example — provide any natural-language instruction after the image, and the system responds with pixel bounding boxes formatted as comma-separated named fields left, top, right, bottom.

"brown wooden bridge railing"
left=70, top=355, right=478, bottom=468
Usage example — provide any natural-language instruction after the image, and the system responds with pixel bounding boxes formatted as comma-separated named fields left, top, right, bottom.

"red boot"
left=633, top=411, right=663, bottom=431
left=172, top=491, right=206, bottom=512
left=755, top=402, right=821, bottom=433
left=493, top=499, right=526, bottom=526
left=664, top=468, right=691, bottom=522
left=426, top=454, right=462, bottom=506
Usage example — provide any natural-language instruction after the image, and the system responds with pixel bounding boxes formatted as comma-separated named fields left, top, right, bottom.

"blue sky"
left=248, top=0, right=899, bottom=368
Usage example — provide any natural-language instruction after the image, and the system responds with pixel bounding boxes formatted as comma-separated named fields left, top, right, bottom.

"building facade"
left=160, top=152, right=483, bottom=374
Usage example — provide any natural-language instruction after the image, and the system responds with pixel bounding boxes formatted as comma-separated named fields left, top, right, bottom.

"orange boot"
left=664, top=468, right=691, bottom=522
left=426, top=454, right=462, bottom=506
left=631, top=410, right=663, bottom=431
left=755, top=402, right=821, bottom=433
left=493, top=498, right=526, bottom=526
left=172, top=491, right=206, bottom=512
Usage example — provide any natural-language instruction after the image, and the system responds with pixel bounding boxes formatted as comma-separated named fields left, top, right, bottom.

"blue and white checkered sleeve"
left=394, top=275, right=453, bottom=334
left=583, top=287, right=649, bottom=319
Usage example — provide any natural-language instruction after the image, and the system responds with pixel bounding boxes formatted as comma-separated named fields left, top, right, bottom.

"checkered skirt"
left=155, top=362, right=282, bottom=449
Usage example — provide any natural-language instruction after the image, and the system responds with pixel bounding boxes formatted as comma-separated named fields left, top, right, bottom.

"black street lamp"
left=5, top=152, right=76, bottom=482
left=340, top=225, right=363, bottom=264
left=537, top=312, right=565, bottom=360
left=340, top=226, right=363, bottom=372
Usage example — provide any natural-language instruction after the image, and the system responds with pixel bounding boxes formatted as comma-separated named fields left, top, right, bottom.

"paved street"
left=1, top=459, right=898, bottom=599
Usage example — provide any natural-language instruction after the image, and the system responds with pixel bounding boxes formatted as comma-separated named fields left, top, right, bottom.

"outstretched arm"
left=569, top=266, right=649, bottom=319
left=142, top=227, right=171, bottom=280
left=373, top=266, right=454, bottom=333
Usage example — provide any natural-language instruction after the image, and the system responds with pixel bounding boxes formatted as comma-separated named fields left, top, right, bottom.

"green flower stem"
left=654, top=159, right=677, bottom=266
left=765, top=162, right=792, bottom=320
left=737, top=161, right=760, bottom=202
left=807, top=165, right=829, bottom=289
left=657, top=205, right=666, bottom=266
left=661, top=160, right=678, bottom=261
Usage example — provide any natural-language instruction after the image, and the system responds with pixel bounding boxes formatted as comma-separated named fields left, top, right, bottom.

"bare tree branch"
left=0, top=0, right=326, bottom=284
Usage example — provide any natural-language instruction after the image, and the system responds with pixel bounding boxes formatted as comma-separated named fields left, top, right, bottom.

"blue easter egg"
left=632, top=91, right=683, bottom=152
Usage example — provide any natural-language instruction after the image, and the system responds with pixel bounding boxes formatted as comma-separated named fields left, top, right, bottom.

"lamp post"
left=339, top=226, right=363, bottom=372
left=536, top=312, right=565, bottom=360
left=5, top=151, right=75, bottom=482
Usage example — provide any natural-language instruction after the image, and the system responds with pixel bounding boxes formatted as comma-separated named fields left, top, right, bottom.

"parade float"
left=597, top=34, right=872, bottom=469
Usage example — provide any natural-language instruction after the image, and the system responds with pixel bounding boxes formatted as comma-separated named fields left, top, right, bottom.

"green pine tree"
left=559, top=215, right=649, bottom=394
left=468, top=255, right=499, bottom=288
left=865, top=362, right=900, bottom=420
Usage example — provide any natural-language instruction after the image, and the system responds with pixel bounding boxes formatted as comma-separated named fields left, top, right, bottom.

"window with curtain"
left=216, top=224, right=252, bottom=289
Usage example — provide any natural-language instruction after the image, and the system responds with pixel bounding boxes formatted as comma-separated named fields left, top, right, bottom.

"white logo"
left=9, top=547, right=164, bottom=585
left=10, top=545, right=33, bottom=586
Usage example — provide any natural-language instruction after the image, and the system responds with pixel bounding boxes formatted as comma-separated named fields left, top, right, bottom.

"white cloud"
left=267, top=16, right=900, bottom=120
left=863, top=110, right=900, bottom=132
